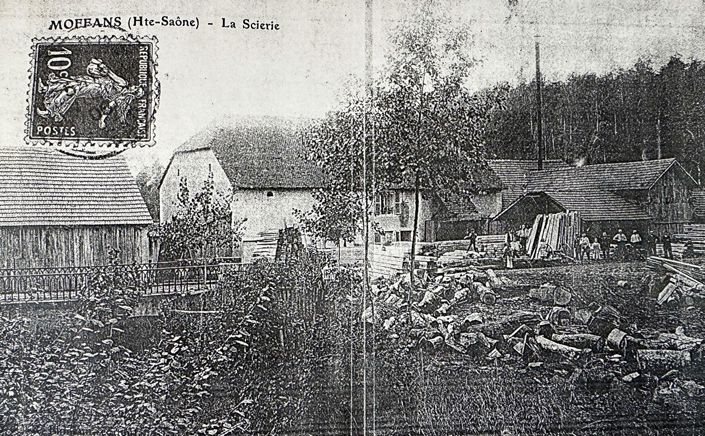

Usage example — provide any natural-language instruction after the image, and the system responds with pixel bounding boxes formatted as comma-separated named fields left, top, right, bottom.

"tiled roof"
left=527, top=158, right=693, bottom=192
left=174, top=116, right=323, bottom=189
left=542, top=190, right=651, bottom=221
left=0, top=147, right=152, bottom=226
left=436, top=190, right=483, bottom=221
left=487, top=159, right=571, bottom=209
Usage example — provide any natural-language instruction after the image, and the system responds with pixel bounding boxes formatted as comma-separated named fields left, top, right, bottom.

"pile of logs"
left=364, top=262, right=704, bottom=393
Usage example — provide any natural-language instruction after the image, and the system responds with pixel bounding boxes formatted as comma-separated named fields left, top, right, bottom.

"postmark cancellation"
left=26, top=35, right=159, bottom=148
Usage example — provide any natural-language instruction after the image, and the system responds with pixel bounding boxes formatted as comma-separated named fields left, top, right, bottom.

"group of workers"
left=473, top=226, right=676, bottom=266
left=572, top=228, right=673, bottom=261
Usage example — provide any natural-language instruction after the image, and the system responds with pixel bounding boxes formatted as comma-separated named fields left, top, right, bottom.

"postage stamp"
left=26, top=35, right=159, bottom=148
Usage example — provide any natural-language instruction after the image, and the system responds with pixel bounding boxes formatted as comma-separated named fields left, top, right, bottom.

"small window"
left=266, top=191, right=274, bottom=197
left=177, top=168, right=180, bottom=176
left=208, top=163, right=212, bottom=172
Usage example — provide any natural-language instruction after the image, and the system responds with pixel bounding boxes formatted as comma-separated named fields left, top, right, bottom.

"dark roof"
left=0, top=147, right=152, bottom=226
left=542, top=190, right=651, bottom=221
left=527, top=158, right=695, bottom=192
left=435, top=190, right=483, bottom=221
left=496, top=190, right=651, bottom=222
left=173, top=116, right=323, bottom=189
left=487, top=159, right=572, bottom=209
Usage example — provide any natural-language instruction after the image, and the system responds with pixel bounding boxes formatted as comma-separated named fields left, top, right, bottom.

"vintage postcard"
left=1, top=1, right=705, bottom=435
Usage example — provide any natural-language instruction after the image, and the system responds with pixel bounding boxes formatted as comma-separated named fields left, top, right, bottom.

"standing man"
left=647, top=230, right=658, bottom=256
left=518, top=224, right=529, bottom=255
left=600, top=231, right=611, bottom=260
left=629, top=230, right=642, bottom=250
left=579, top=233, right=591, bottom=261
left=662, top=232, right=673, bottom=259
left=613, top=229, right=628, bottom=260
left=465, top=228, right=478, bottom=252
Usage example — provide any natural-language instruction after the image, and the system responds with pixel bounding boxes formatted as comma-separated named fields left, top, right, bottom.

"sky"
left=2, top=0, right=705, bottom=174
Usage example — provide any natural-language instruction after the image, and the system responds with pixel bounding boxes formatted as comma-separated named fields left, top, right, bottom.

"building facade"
left=0, top=146, right=153, bottom=268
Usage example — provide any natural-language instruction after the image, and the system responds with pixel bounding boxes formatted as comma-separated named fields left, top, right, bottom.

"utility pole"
left=535, top=36, right=544, bottom=170
left=362, top=1, right=374, bottom=435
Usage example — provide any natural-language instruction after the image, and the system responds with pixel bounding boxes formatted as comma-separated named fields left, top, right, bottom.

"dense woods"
left=487, top=56, right=705, bottom=183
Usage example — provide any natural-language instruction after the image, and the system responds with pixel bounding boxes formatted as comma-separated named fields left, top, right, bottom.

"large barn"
left=0, top=146, right=154, bottom=268
left=493, top=158, right=698, bottom=235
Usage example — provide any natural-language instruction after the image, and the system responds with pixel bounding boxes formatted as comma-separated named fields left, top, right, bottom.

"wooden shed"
left=494, top=158, right=698, bottom=235
left=0, top=147, right=154, bottom=268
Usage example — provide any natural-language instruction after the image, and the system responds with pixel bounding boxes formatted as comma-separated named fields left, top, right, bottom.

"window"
left=266, top=191, right=274, bottom=197
left=375, top=191, right=402, bottom=215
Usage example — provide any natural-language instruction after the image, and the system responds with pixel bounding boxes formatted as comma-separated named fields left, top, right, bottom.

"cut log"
left=418, top=290, right=441, bottom=313
left=466, top=311, right=542, bottom=339
left=547, top=307, right=571, bottom=326
left=536, top=335, right=589, bottom=360
left=574, top=308, right=593, bottom=325
left=462, top=313, right=484, bottom=328
left=536, top=320, right=556, bottom=338
left=475, top=282, right=497, bottom=305
left=458, top=332, right=494, bottom=351
left=657, top=283, right=679, bottom=306
left=587, top=305, right=621, bottom=336
left=553, top=288, right=572, bottom=306
left=551, top=333, right=605, bottom=353
left=606, top=328, right=628, bottom=351
left=529, top=283, right=556, bottom=303
left=628, top=331, right=703, bottom=352
left=637, top=349, right=691, bottom=373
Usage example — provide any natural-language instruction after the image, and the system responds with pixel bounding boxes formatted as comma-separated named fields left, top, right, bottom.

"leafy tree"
left=156, top=172, right=242, bottom=262
left=305, top=4, right=506, bottom=294
left=134, top=159, right=163, bottom=221
left=294, top=189, right=363, bottom=261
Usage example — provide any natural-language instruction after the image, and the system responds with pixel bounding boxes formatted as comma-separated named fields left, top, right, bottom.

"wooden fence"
left=0, top=261, right=248, bottom=303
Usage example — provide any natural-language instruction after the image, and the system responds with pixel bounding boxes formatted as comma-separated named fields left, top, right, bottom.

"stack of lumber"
left=656, top=243, right=687, bottom=260
left=436, top=251, right=487, bottom=274
left=476, top=234, right=507, bottom=258
left=370, top=243, right=437, bottom=278
left=683, top=224, right=705, bottom=255
left=422, top=235, right=506, bottom=259
left=646, top=256, right=705, bottom=305
left=251, top=230, right=279, bottom=261
left=526, top=211, right=581, bottom=259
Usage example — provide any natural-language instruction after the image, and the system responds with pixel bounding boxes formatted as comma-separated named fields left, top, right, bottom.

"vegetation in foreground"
left=1, top=257, right=705, bottom=435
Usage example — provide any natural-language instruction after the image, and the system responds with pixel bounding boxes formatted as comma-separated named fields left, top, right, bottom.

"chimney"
left=535, top=38, right=544, bottom=170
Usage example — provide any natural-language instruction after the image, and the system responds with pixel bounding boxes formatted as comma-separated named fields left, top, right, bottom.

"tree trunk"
left=535, top=335, right=588, bottom=360
left=637, top=349, right=691, bottom=372
left=551, top=333, right=605, bottom=353
left=408, top=171, right=421, bottom=300
left=466, top=311, right=542, bottom=338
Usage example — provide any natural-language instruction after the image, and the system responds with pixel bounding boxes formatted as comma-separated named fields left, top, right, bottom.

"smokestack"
left=535, top=38, right=544, bottom=170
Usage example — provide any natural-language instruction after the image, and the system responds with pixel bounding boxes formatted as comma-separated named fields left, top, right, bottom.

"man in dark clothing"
left=662, top=233, right=673, bottom=259
left=465, top=229, right=478, bottom=252
left=599, top=232, right=611, bottom=260
left=647, top=230, right=658, bottom=256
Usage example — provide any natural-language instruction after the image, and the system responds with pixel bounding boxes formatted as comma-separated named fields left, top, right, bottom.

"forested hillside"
left=486, top=56, right=705, bottom=183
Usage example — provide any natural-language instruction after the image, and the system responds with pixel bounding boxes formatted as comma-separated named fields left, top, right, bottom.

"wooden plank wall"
left=646, top=170, right=694, bottom=234
left=0, top=225, right=151, bottom=268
